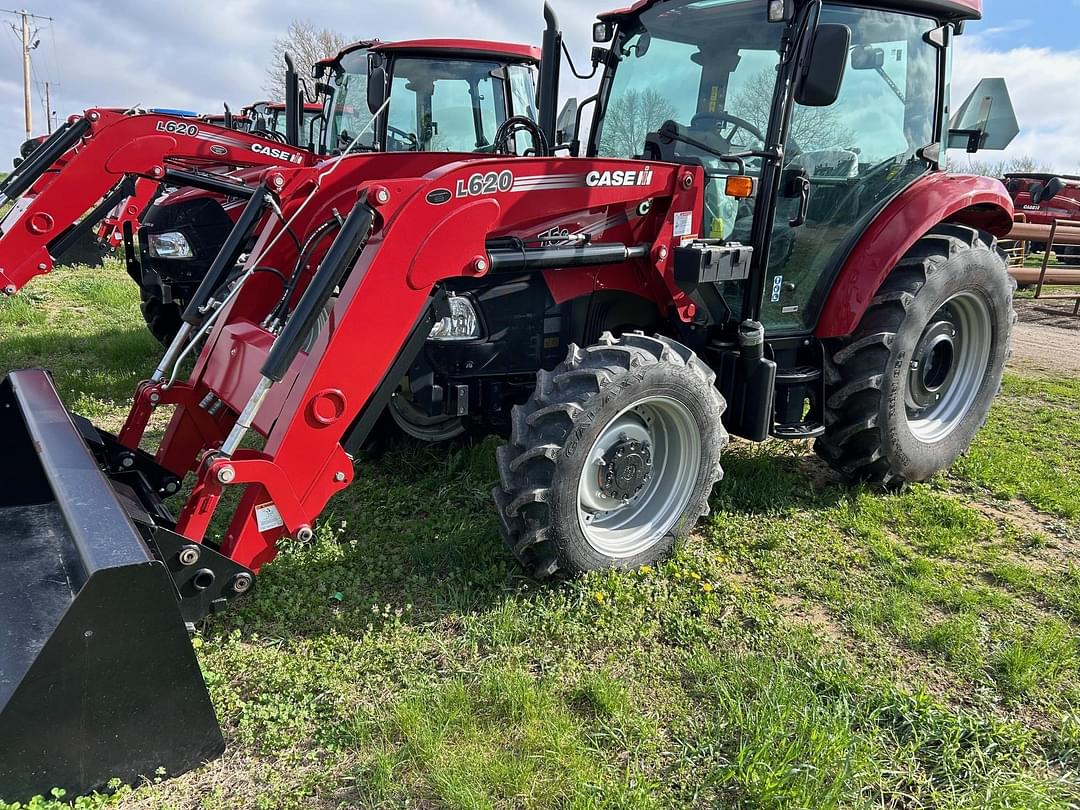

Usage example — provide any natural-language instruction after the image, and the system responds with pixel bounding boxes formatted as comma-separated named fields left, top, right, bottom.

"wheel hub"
left=908, top=320, right=959, bottom=413
left=599, top=439, right=653, bottom=501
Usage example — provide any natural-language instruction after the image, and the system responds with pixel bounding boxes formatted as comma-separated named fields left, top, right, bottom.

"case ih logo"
left=586, top=168, right=655, bottom=188
left=251, top=143, right=305, bottom=164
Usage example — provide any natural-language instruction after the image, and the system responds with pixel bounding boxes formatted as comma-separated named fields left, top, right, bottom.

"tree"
left=953, top=155, right=1054, bottom=179
left=264, top=20, right=349, bottom=101
left=598, top=89, right=677, bottom=157
left=732, top=68, right=854, bottom=153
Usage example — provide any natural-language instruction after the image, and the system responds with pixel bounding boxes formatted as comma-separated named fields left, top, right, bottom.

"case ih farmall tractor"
left=0, top=0, right=1018, bottom=800
left=137, top=38, right=542, bottom=346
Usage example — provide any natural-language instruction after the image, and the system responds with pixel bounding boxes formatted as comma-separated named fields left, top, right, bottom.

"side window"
left=429, top=80, right=478, bottom=152
left=761, top=7, right=941, bottom=334
left=509, top=66, right=537, bottom=120
left=387, top=76, right=418, bottom=151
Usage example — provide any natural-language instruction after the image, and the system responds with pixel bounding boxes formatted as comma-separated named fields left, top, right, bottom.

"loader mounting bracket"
left=149, top=529, right=257, bottom=624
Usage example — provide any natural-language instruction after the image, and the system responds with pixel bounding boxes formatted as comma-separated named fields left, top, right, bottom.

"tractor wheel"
left=494, top=333, right=728, bottom=580
left=816, top=224, right=1015, bottom=487
left=388, top=387, right=466, bottom=444
left=140, top=286, right=184, bottom=347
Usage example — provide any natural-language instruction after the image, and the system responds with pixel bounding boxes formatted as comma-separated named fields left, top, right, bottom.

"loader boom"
left=0, top=108, right=318, bottom=294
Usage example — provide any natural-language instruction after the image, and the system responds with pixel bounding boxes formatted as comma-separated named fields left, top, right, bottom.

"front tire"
left=140, top=285, right=184, bottom=347
left=494, top=333, right=728, bottom=580
left=816, top=224, right=1016, bottom=487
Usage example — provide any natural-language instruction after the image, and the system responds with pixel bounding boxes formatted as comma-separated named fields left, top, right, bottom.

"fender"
left=816, top=173, right=1013, bottom=339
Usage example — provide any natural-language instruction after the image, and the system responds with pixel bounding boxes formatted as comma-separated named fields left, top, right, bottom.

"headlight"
left=429, top=295, right=481, bottom=342
left=147, top=231, right=194, bottom=260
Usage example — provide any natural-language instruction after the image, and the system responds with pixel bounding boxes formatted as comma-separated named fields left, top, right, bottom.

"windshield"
left=595, top=0, right=783, bottom=162
left=386, top=57, right=510, bottom=152
left=325, top=48, right=376, bottom=153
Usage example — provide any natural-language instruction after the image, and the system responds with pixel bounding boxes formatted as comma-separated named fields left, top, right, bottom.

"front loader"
left=0, top=0, right=1019, bottom=802
left=0, top=109, right=322, bottom=296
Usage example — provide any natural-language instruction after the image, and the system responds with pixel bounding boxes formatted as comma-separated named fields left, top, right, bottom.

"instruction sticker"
left=255, top=502, right=285, bottom=533
left=771, top=275, right=784, bottom=304
left=673, top=211, right=694, bottom=239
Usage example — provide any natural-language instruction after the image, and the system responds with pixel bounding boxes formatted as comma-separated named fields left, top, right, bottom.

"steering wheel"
left=386, top=125, right=420, bottom=152
left=494, top=116, right=549, bottom=157
left=689, top=112, right=766, bottom=152
left=263, top=129, right=289, bottom=145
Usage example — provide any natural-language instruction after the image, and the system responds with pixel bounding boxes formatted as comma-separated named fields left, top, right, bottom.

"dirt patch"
left=793, top=453, right=848, bottom=492
left=1009, top=298, right=1080, bottom=374
left=777, top=595, right=849, bottom=645
left=966, top=496, right=1079, bottom=572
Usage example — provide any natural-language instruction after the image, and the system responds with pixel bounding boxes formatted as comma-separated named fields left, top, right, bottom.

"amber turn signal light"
left=725, top=175, right=757, bottom=199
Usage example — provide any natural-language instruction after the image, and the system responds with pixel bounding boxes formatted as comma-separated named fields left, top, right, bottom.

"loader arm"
left=0, top=108, right=317, bottom=295
left=128, top=155, right=705, bottom=572
left=94, top=177, right=163, bottom=249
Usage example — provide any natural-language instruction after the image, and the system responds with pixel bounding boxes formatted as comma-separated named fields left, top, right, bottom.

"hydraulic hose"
left=261, top=200, right=374, bottom=383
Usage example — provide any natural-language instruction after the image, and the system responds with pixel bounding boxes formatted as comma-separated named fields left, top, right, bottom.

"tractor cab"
left=313, top=39, right=540, bottom=156
left=587, top=0, right=1013, bottom=336
left=241, top=101, right=325, bottom=149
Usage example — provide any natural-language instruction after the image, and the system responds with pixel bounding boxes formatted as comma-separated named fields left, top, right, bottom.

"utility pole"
left=20, top=10, right=31, bottom=140
left=43, top=79, right=51, bottom=133
left=2, top=9, right=53, bottom=141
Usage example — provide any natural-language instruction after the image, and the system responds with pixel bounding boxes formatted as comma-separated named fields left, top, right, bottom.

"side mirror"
left=948, top=77, right=1019, bottom=153
left=367, top=66, right=388, bottom=115
left=556, top=97, right=578, bottom=144
left=850, top=45, right=884, bottom=71
left=794, top=23, right=851, bottom=107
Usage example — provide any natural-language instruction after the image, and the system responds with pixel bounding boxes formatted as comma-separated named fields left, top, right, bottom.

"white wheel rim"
left=577, top=396, right=701, bottom=559
left=906, top=291, right=993, bottom=444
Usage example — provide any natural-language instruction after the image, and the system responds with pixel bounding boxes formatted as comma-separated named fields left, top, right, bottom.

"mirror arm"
left=561, top=40, right=600, bottom=81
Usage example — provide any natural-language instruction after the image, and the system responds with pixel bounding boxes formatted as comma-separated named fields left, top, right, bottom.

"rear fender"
left=815, top=173, right=1013, bottom=339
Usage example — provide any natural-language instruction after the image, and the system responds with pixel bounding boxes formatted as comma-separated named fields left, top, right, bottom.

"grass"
left=1, top=262, right=1079, bottom=809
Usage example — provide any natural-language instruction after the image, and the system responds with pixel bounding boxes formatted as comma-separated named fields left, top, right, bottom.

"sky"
left=0, top=0, right=1077, bottom=172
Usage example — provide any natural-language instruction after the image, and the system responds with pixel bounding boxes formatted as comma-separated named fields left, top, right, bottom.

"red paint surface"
left=816, top=172, right=1013, bottom=339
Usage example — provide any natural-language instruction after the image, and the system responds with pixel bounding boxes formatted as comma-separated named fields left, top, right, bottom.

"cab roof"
left=370, top=39, right=541, bottom=64
left=599, top=0, right=981, bottom=23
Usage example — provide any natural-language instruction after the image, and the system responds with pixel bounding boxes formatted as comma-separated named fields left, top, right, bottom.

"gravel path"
left=1010, top=298, right=1080, bottom=374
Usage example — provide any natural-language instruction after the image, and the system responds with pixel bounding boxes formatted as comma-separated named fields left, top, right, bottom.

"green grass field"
left=1, top=263, right=1079, bottom=809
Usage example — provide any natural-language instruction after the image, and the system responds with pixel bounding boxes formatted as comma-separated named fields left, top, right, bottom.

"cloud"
left=950, top=37, right=1080, bottom=173
left=0, top=0, right=599, bottom=162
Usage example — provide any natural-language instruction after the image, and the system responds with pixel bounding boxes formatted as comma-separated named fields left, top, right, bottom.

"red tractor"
left=1005, top=172, right=1080, bottom=254
left=0, top=0, right=1019, bottom=801
left=135, top=38, right=541, bottom=345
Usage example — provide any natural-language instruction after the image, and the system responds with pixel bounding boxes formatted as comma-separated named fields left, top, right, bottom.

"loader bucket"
left=0, top=370, right=224, bottom=802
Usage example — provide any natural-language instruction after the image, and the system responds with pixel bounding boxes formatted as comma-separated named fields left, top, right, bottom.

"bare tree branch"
left=264, top=20, right=350, bottom=102
left=598, top=89, right=677, bottom=157
left=954, top=154, right=1056, bottom=179
left=732, top=68, right=854, bottom=152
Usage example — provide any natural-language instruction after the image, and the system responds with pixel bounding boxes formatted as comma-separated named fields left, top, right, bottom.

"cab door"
left=761, top=5, right=947, bottom=335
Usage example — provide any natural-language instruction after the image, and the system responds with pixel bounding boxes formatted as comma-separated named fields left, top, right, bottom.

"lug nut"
left=334, top=472, right=347, bottom=483
left=231, top=573, right=254, bottom=594
left=37, top=262, right=47, bottom=271
left=3, top=285, right=16, bottom=296
left=217, top=465, right=237, bottom=485
left=178, top=546, right=202, bottom=567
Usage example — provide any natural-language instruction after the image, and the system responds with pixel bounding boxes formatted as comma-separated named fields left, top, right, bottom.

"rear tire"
left=816, top=224, right=1016, bottom=487
left=494, top=333, right=728, bottom=580
left=140, top=286, right=184, bottom=347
